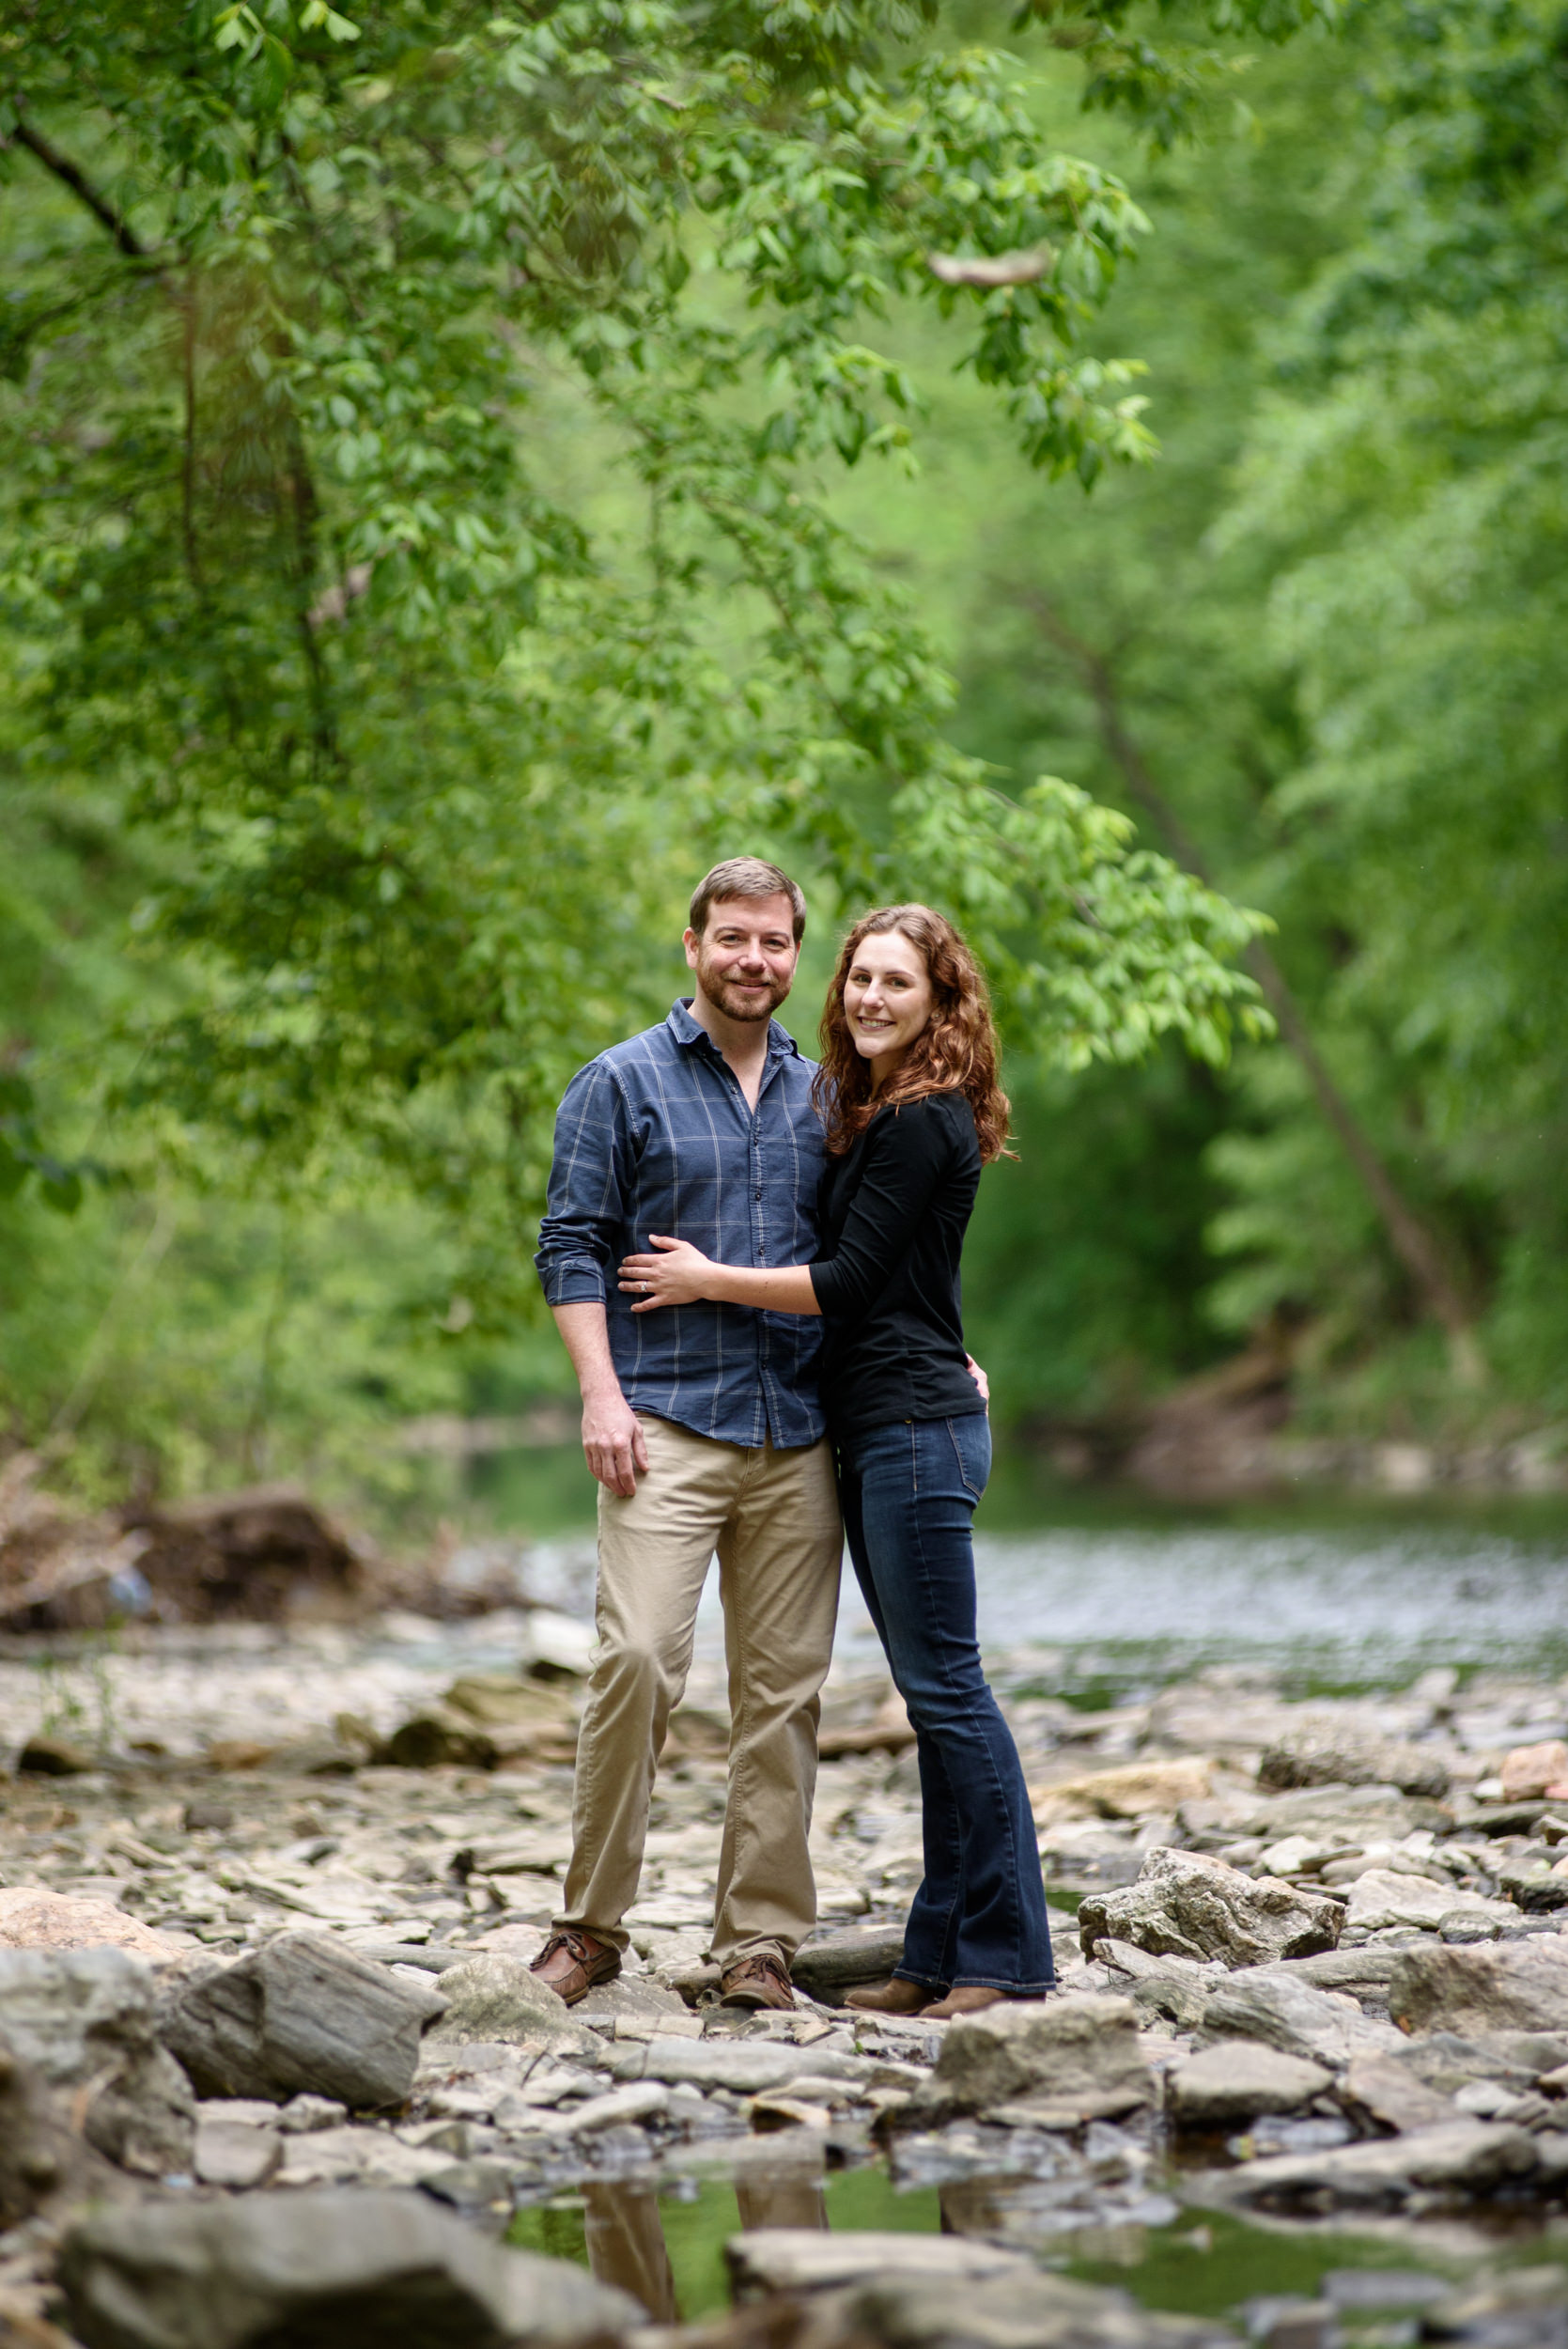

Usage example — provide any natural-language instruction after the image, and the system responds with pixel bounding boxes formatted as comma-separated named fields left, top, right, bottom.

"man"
left=531, top=857, right=842, bottom=2010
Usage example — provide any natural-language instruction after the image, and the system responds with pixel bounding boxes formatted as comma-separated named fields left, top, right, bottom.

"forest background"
left=3, top=0, right=1565, bottom=1527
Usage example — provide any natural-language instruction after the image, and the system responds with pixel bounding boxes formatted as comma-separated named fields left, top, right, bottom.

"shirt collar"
left=667, top=999, right=800, bottom=1061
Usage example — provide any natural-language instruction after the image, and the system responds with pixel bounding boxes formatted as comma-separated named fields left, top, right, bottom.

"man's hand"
left=582, top=1384, right=649, bottom=1498
left=965, top=1353, right=990, bottom=1408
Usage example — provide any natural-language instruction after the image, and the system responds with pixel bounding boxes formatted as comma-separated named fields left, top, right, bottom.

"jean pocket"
left=947, top=1414, right=990, bottom=1500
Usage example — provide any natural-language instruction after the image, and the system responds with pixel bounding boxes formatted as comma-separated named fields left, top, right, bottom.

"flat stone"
left=193, top=2117, right=283, bottom=2188
left=1079, top=1849, right=1341, bottom=1970
left=615, top=2035, right=863, bottom=2094
left=727, top=2231, right=1032, bottom=2295
left=752, top=2263, right=1233, bottom=2346
left=0, top=1948, right=194, bottom=2176
left=1389, top=1935, right=1568, bottom=2037
left=898, top=1995, right=1154, bottom=2130
left=1256, top=1724, right=1452, bottom=1799
left=791, top=1925, right=907, bottom=1998
left=1168, top=2042, right=1331, bottom=2131
left=0, top=1888, right=186, bottom=1961
left=1203, top=2118, right=1539, bottom=2211
left=1343, top=1869, right=1515, bottom=1936
left=423, top=1953, right=601, bottom=2056
left=1030, top=1758, right=1214, bottom=1825
left=59, top=2186, right=641, bottom=2349
left=159, top=1931, right=447, bottom=2109
left=1198, top=1968, right=1405, bottom=2068
left=1338, top=2052, right=1456, bottom=2135
left=275, top=2125, right=458, bottom=2187
left=1390, top=2028, right=1568, bottom=2093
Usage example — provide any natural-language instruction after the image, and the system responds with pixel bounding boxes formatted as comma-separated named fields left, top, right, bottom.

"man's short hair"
left=689, top=858, right=807, bottom=944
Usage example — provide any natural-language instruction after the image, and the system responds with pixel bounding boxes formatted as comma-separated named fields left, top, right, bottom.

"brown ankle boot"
left=843, top=1977, right=939, bottom=2015
left=530, top=1927, right=621, bottom=2006
left=924, top=1984, right=1007, bottom=2020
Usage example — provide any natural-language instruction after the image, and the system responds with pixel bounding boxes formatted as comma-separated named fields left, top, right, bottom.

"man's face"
left=684, top=893, right=800, bottom=1024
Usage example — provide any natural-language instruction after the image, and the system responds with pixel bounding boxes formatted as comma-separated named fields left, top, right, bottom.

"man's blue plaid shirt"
left=534, top=1000, right=828, bottom=1449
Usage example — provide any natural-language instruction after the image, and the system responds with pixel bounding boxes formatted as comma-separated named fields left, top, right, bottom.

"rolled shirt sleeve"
left=809, top=1105, right=952, bottom=1322
left=534, top=1060, right=631, bottom=1306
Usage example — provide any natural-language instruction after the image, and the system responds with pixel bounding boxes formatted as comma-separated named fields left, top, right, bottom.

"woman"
left=618, top=904, right=1053, bottom=2017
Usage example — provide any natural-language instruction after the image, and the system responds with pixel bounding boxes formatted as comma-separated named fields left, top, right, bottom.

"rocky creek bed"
left=3, top=1601, right=1568, bottom=2348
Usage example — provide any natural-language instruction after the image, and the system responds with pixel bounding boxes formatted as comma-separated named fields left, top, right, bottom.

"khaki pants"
left=557, top=1413, right=842, bottom=1969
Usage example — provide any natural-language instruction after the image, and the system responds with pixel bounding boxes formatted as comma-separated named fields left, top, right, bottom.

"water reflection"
left=577, top=2155, right=827, bottom=2317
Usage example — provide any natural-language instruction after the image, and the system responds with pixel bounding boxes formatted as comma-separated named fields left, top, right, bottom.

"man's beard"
left=694, top=948, right=792, bottom=1023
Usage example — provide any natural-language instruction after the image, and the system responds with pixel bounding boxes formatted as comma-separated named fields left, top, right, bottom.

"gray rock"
left=59, top=2186, right=642, bottom=2349
left=1198, top=1968, right=1405, bottom=2069
left=736, top=2254, right=1233, bottom=2347
left=1094, top=1939, right=1224, bottom=2030
left=726, top=2232, right=1033, bottom=2295
left=1079, top=1849, right=1341, bottom=1970
left=159, top=1932, right=446, bottom=2110
left=1495, top=1859, right=1568, bottom=1912
left=1168, top=2042, right=1332, bottom=2131
left=1203, top=2118, right=1539, bottom=2211
left=1343, top=1870, right=1515, bottom=1937
left=192, top=2118, right=282, bottom=2189
left=615, top=2035, right=864, bottom=2094
left=0, top=2028, right=115, bottom=2227
left=1389, top=1935, right=1568, bottom=2037
left=1257, top=1729, right=1451, bottom=1799
left=1337, top=2052, right=1455, bottom=2135
left=897, top=1995, right=1154, bottom=2130
left=0, top=1948, right=194, bottom=2175
left=425, top=1954, right=602, bottom=2056
left=791, top=1925, right=907, bottom=1999
left=1390, top=2029, right=1568, bottom=2094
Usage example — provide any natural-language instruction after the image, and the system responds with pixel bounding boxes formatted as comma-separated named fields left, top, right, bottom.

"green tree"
left=0, top=0, right=1276, bottom=1397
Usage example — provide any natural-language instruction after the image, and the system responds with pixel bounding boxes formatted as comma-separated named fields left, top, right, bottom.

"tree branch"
left=11, top=117, right=158, bottom=267
left=1026, top=589, right=1485, bottom=1386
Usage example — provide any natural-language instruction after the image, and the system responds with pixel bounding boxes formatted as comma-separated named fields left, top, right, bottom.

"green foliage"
left=0, top=0, right=1272, bottom=1472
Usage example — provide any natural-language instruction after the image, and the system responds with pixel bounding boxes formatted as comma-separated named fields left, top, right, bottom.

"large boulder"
left=1079, top=1848, right=1341, bottom=1969
left=896, top=1995, right=1154, bottom=2130
left=1389, top=1937, right=1568, bottom=2038
left=58, top=2186, right=640, bottom=2349
left=423, top=1954, right=598, bottom=2057
left=1167, top=2042, right=1331, bottom=2132
left=0, top=1949, right=194, bottom=2176
left=1197, top=1968, right=1404, bottom=2069
left=159, top=1934, right=446, bottom=2110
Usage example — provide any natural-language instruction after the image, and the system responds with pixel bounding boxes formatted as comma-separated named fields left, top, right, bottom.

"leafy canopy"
left=0, top=0, right=1283, bottom=1295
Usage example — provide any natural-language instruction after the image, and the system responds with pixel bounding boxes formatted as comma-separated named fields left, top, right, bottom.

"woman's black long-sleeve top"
left=807, top=1091, right=985, bottom=1439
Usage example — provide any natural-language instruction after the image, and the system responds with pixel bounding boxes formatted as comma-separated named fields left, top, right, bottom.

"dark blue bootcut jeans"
left=837, top=1413, right=1055, bottom=1995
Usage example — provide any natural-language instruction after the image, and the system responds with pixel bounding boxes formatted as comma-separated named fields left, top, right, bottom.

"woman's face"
left=842, top=929, right=935, bottom=1079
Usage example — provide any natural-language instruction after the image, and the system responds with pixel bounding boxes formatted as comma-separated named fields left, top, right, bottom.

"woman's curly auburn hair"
left=812, top=904, right=1014, bottom=1163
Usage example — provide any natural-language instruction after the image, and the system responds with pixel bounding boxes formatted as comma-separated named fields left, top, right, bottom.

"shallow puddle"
left=508, top=2155, right=1568, bottom=2330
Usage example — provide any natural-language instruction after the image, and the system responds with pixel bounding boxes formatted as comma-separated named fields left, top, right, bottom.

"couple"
left=531, top=858, right=1053, bottom=2020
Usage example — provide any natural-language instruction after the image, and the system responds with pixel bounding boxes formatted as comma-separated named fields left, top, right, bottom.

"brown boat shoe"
left=530, top=1927, right=622, bottom=2006
left=719, top=1952, right=796, bottom=2011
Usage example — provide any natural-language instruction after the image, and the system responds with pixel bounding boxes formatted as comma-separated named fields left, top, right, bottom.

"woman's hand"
left=618, top=1235, right=717, bottom=1312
